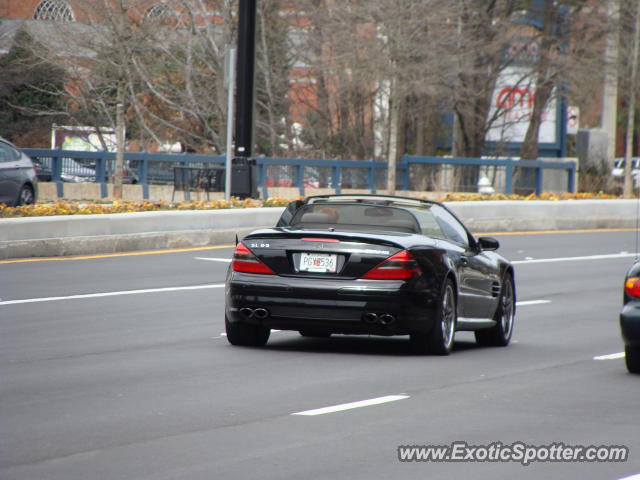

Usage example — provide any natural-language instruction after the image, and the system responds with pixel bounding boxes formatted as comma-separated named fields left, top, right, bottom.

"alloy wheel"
left=500, top=279, right=514, bottom=338
left=441, top=284, right=456, bottom=348
left=18, top=186, right=34, bottom=205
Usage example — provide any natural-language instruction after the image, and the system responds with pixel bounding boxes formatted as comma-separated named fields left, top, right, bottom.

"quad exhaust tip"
left=363, top=312, right=378, bottom=323
left=239, top=307, right=270, bottom=319
left=362, top=312, right=396, bottom=325
left=253, top=308, right=269, bottom=319
left=378, top=313, right=395, bottom=325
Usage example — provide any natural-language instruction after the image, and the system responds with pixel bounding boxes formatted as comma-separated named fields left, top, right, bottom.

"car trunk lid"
left=241, top=230, right=404, bottom=279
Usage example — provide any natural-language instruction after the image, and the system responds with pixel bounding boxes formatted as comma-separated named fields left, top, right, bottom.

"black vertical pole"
left=235, top=0, right=257, bottom=158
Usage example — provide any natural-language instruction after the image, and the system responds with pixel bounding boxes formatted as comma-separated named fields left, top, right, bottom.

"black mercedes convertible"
left=225, top=194, right=516, bottom=355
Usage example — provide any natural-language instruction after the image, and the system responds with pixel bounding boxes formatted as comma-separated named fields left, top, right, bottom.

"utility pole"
left=623, top=1, right=640, bottom=197
left=386, top=76, right=398, bottom=195
left=225, top=47, right=236, bottom=202
left=234, top=0, right=257, bottom=158
left=602, top=0, right=620, bottom=167
left=113, top=102, right=125, bottom=200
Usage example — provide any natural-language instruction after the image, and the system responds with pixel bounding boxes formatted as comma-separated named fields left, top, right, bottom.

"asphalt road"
left=1, top=229, right=639, bottom=480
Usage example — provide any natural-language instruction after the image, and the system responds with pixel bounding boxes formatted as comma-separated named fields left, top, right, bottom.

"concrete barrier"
left=0, top=200, right=635, bottom=259
left=446, top=199, right=636, bottom=232
left=0, top=208, right=284, bottom=259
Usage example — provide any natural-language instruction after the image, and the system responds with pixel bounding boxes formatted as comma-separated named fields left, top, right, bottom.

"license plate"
left=299, top=253, right=338, bottom=273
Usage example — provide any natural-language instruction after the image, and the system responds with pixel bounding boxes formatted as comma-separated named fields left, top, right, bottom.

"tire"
left=626, top=346, right=640, bottom=374
left=299, top=331, right=331, bottom=338
left=476, top=274, right=515, bottom=347
left=410, top=279, right=456, bottom=355
left=225, top=315, right=270, bottom=347
left=17, top=185, right=34, bottom=206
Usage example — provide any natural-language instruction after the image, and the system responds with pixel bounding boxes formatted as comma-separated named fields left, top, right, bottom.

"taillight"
left=361, top=250, right=421, bottom=280
left=625, top=277, right=640, bottom=298
left=232, top=243, right=275, bottom=275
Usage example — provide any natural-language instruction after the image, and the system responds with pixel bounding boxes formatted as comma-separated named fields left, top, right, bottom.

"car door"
left=430, top=205, right=497, bottom=319
left=0, top=142, right=20, bottom=205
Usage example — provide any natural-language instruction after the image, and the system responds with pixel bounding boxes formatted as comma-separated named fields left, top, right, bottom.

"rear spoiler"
left=242, top=228, right=411, bottom=250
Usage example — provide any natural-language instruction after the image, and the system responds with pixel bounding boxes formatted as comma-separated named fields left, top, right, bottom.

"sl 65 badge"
left=250, top=243, right=270, bottom=248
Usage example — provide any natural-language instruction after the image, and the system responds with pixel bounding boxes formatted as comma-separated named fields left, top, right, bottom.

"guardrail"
left=22, top=149, right=576, bottom=199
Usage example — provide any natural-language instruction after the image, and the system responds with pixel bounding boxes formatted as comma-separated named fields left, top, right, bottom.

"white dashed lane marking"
left=0, top=284, right=226, bottom=306
left=593, top=352, right=625, bottom=361
left=516, top=300, right=551, bottom=307
left=616, top=473, right=640, bottom=480
left=291, top=394, right=410, bottom=416
left=513, top=252, right=637, bottom=265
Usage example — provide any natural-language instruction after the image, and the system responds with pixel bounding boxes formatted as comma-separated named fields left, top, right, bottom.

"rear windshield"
left=289, top=203, right=420, bottom=233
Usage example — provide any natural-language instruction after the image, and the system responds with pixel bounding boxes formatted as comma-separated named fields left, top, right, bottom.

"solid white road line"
left=516, top=300, right=551, bottom=306
left=0, top=284, right=225, bottom=306
left=194, top=257, right=231, bottom=262
left=292, top=394, right=410, bottom=416
left=512, top=252, right=637, bottom=265
left=593, top=352, right=625, bottom=361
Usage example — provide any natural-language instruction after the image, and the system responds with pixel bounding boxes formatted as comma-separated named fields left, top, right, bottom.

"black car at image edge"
left=620, top=262, right=640, bottom=373
left=224, top=194, right=516, bottom=355
left=0, top=137, right=38, bottom=206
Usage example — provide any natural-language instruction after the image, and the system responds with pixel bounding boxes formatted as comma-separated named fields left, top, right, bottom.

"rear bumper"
left=226, top=272, right=438, bottom=335
left=621, top=302, right=640, bottom=348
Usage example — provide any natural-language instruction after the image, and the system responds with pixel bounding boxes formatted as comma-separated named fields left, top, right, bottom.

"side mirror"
left=477, top=236, right=500, bottom=251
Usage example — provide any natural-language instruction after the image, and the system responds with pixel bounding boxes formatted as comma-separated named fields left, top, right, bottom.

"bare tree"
left=254, top=0, right=297, bottom=156
left=0, top=29, right=68, bottom=146
left=115, top=0, right=235, bottom=152
left=519, top=3, right=564, bottom=160
left=519, top=1, right=608, bottom=161
left=620, top=0, right=640, bottom=196
left=290, top=0, right=379, bottom=161
left=10, top=0, right=297, bottom=156
left=448, top=1, right=526, bottom=158
left=2, top=0, right=624, bottom=197
left=293, top=0, right=454, bottom=193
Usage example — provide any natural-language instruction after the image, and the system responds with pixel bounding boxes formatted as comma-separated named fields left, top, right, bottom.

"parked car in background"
left=621, top=262, right=640, bottom=374
left=104, top=160, right=139, bottom=185
left=138, top=160, right=175, bottom=185
left=263, top=165, right=329, bottom=189
left=31, top=157, right=96, bottom=183
left=0, top=137, right=38, bottom=206
left=612, top=158, right=640, bottom=181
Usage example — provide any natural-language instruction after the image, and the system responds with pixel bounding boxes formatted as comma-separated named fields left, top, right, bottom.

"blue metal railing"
left=404, top=155, right=576, bottom=195
left=22, top=149, right=576, bottom=199
left=24, top=149, right=225, bottom=199
left=255, top=157, right=400, bottom=197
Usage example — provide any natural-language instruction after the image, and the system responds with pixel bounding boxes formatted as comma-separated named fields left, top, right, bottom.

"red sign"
left=497, top=87, right=535, bottom=109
